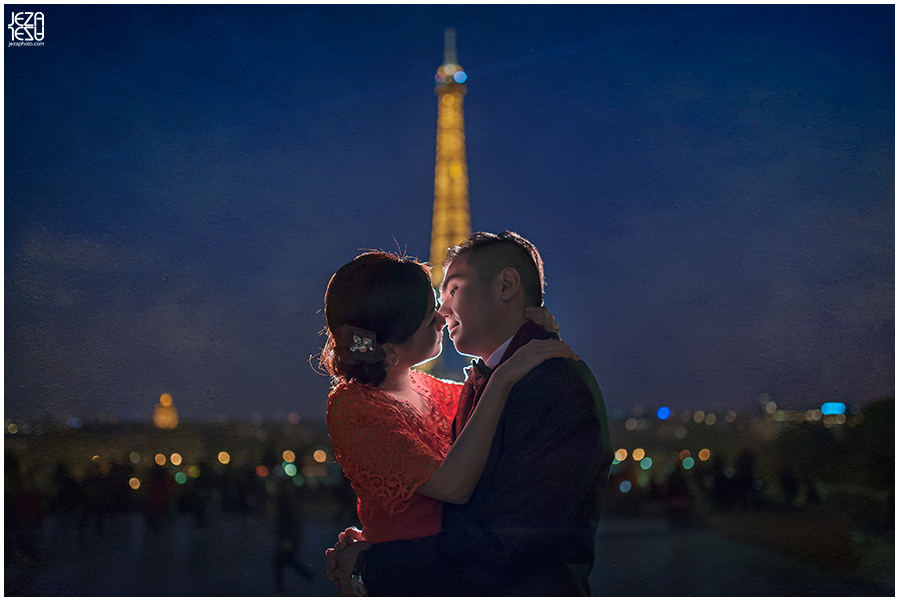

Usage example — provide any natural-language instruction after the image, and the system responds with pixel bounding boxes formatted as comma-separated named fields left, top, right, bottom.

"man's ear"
left=497, top=267, right=521, bottom=302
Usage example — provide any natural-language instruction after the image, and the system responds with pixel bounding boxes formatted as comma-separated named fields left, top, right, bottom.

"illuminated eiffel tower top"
left=419, top=29, right=473, bottom=378
left=429, top=28, right=471, bottom=288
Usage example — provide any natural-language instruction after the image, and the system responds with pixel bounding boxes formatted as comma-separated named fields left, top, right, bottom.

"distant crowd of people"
left=7, top=451, right=356, bottom=526
left=606, top=449, right=821, bottom=529
left=5, top=447, right=357, bottom=594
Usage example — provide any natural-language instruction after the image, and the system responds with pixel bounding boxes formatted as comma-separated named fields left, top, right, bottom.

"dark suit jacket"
left=358, top=321, right=613, bottom=596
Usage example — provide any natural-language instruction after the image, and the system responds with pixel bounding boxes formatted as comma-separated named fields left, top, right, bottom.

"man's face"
left=439, top=256, right=498, bottom=358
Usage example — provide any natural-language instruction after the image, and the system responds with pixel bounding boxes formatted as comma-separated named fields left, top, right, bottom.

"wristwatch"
left=350, top=566, right=367, bottom=596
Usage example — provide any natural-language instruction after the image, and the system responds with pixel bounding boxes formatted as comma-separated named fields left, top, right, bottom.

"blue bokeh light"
left=821, top=402, right=846, bottom=415
left=619, top=480, right=632, bottom=493
left=453, top=71, right=467, bottom=83
left=682, top=457, right=695, bottom=469
left=656, top=406, right=671, bottom=420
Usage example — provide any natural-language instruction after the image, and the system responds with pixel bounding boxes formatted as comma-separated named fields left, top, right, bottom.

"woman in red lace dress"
left=321, top=251, right=572, bottom=546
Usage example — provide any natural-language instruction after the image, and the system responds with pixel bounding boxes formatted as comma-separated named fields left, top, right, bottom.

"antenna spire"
left=443, top=28, right=458, bottom=65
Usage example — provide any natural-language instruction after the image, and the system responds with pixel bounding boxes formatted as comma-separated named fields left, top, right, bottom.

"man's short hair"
left=444, top=231, right=545, bottom=306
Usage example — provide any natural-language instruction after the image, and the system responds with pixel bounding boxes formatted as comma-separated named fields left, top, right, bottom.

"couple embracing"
left=320, top=231, right=613, bottom=596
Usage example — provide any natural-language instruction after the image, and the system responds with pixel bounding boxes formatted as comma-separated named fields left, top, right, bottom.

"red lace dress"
left=327, top=371, right=463, bottom=544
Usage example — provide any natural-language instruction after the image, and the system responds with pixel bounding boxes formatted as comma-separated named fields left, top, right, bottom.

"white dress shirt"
left=485, top=335, right=515, bottom=369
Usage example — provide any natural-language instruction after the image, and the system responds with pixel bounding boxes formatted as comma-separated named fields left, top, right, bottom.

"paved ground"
left=592, top=516, right=891, bottom=596
left=5, top=507, right=893, bottom=596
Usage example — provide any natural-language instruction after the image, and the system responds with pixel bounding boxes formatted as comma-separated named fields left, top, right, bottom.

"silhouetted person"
left=238, top=463, right=264, bottom=513
left=145, top=465, right=176, bottom=530
left=331, top=472, right=358, bottom=526
left=780, top=466, right=799, bottom=509
left=734, top=450, right=759, bottom=509
left=51, top=463, right=81, bottom=518
left=106, top=460, right=134, bottom=513
left=11, top=472, right=45, bottom=556
left=272, top=480, right=314, bottom=592
left=187, top=460, right=215, bottom=528
left=666, top=468, right=692, bottom=529
left=709, top=456, right=734, bottom=511
left=803, top=475, right=821, bottom=507
left=79, top=464, right=106, bottom=532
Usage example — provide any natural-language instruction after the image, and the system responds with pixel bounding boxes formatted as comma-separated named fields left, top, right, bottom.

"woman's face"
left=401, top=305, right=446, bottom=367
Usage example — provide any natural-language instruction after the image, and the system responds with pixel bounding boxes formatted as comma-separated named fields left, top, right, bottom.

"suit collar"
left=497, top=320, right=558, bottom=367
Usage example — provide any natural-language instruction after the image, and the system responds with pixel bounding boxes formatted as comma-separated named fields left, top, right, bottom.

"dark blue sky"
left=5, top=4, right=894, bottom=423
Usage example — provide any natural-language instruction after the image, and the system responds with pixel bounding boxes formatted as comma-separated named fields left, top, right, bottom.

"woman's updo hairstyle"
left=321, top=251, right=434, bottom=387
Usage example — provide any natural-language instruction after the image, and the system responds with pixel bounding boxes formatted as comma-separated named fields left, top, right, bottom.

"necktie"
left=452, top=359, right=491, bottom=441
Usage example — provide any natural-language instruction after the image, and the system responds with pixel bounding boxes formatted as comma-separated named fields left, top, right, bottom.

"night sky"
left=4, top=5, right=894, bottom=424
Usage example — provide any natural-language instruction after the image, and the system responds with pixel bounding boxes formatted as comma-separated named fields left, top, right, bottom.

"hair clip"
left=337, top=324, right=386, bottom=366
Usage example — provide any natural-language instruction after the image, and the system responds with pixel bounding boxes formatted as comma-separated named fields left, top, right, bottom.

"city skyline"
left=4, top=5, right=894, bottom=423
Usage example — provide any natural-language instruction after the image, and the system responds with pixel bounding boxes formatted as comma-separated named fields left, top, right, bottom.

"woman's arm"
left=416, top=339, right=577, bottom=504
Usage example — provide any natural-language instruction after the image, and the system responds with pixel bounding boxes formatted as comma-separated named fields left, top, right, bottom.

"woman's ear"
left=381, top=343, right=399, bottom=365
left=498, top=267, right=521, bottom=302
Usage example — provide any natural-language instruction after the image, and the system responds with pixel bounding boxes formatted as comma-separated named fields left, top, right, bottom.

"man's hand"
left=325, top=527, right=368, bottom=594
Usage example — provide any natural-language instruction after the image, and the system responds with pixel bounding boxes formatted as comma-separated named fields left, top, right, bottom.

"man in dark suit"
left=328, top=231, right=613, bottom=596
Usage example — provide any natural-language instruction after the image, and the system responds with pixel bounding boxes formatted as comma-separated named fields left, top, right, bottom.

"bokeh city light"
left=821, top=402, right=846, bottom=416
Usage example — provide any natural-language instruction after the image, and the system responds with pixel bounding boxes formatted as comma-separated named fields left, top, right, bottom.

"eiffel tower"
left=422, top=28, right=472, bottom=378
left=429, top=27, right=471, bottom=287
